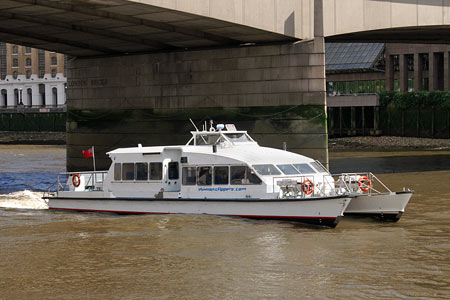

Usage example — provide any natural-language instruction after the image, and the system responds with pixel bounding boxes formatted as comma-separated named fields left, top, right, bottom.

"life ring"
left=358, top=175, right=371, bottom=192
left=72, top=174, right=81, bottom=187
left=302, top=179, right=314, bottom=195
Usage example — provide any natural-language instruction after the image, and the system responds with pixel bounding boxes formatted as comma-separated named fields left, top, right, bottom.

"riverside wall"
left=66, top=39, right=327, bottom=171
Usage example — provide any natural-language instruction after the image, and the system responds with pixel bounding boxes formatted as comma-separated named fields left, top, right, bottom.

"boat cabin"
left=101, top=125, right=333, bottom=199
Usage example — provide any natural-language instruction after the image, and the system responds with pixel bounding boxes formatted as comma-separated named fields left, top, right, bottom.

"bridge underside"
left=326, top=26, right=450, bottom=44
left=0, top=0, right=298, bottom=57
left=0, top=1, right=330, bottom=171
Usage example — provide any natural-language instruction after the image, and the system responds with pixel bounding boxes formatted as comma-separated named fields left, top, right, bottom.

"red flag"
left=82, top=148, right=93, bottom=159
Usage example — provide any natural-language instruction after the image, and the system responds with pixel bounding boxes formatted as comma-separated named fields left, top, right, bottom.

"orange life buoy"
left=358, top=175, right=371, bottom=192
left=72, top=173, right=81, bottom=187
left=302, top=179, right=314, bottom=195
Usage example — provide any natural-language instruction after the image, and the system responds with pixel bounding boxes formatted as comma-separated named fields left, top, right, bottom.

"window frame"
left=121, top=163, right=135, bottom=181
left=150, top=162, right=163, bottom=181
left=135, top=162, right=149, bottom=181
left=114, top=163, right=121, bottom=181
left=213, top=166, right=229, bottom=185
left=230, top=165, right=262, bottom=185
left=182, top=166, right=197, bottom=185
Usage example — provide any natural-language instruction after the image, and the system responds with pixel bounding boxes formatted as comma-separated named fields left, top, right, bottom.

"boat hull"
left=45, top=195, right=351, bottom=227
left=344, top=191, right=414, bottom=221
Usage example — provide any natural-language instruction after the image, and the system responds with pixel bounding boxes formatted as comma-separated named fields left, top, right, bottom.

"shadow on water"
left=330, top=154, right=450, bottom=174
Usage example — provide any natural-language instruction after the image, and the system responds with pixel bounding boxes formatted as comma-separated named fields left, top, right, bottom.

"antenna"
left=189, top=118, right=199, bottom=132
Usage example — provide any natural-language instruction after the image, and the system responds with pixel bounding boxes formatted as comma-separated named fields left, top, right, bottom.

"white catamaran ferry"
left=44, top=122, right=413, bottom=227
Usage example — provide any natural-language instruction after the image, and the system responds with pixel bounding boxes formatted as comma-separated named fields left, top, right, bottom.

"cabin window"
left=223, top=133, right=252, bottom=143
left=197, top=166, right=212, bottom=185
left=195, top=134, right=222, bottom=145
left=135, top=163, right=148, bottom=181
left=114, top=163, right=121, bottom=180
left=311, top=161, right=328, bottom=173
left=277, top=164, right=300, bottom=175
left=122, top=163, right=134, bottom=180
left=214, top=166, right=229, bottom=185
left=230, top=166, right=261, bottom=185
left=168, top=162, right=179, bottom=180
left=252, top=164, right=281, bottom=176
left=293, top=163, right=316, bottom=174
left=150, top=162, right=163, bottom=180
left=182, top=167, right=196, bottom=185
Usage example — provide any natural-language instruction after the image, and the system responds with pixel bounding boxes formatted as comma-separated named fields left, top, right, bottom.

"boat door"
left=162, top=154, right=181, bottom=192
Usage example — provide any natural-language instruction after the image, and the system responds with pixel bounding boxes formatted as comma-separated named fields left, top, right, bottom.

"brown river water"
left=0, top=145, right=449, bottom=299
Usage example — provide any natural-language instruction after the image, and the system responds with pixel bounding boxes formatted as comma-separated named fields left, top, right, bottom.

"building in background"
left=326, top=43, right=450, bottom=95
left=325, top=43, right=450, bottom=138
left=0, top=43, right=66, bottom=109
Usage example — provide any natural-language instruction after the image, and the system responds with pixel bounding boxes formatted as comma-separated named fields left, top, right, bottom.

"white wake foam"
left=0, top=190, right=48, bottom=210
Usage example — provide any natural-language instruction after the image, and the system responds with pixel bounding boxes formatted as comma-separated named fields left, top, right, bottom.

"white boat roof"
left=107, top=144, right=313, bottom=165
left=107, top=125, right=315, bottom=165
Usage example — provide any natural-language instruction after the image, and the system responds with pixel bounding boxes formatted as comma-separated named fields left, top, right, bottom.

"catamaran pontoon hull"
left=46, top=195, right=352, bottom=227
left=344, top=191, right=414, bottom=221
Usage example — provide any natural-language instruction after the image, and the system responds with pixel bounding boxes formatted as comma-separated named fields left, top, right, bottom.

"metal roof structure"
left=325, top=43, right=385, bottom=73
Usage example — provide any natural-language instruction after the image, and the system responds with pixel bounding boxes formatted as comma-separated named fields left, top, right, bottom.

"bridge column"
left=444, top=52, right=450, bottom=91
left=414, top=53, right=423, bottom=91
left=429, top=52, right=439, bottom=91
left=399, top=54, right=409, bottom=92
left=66, top=40, right=327, bottom=171
left=386, top=55, right=394, bottom=91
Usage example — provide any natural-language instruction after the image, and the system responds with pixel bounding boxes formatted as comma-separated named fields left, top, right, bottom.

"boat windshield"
left=253, top=164, right=281, bottom=175
left=277, top=164, right=300, bottom=175
left=195, top=134, right=224, bottom=145
left=293, top=163, right=316, bottom=174
left=311, top=161, right=329, bottom=173
left=223, top=133, right=253, bottom=143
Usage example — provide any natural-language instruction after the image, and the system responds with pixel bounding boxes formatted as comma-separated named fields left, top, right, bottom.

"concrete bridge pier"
left=66, top=38, right=327, bottom=171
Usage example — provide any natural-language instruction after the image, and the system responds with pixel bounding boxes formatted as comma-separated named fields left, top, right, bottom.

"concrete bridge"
left=0, top=0, right=449, bottom=170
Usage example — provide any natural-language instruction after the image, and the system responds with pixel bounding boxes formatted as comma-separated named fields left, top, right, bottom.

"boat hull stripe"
left=44, top=195, right=348, bottom=202
left=48, top=207, right=337, bottom=220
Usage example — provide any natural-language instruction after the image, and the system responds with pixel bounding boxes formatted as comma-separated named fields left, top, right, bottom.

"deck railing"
left=332, top=172, right=392, bottom=195
left=44, top=171, right=108, bottom=197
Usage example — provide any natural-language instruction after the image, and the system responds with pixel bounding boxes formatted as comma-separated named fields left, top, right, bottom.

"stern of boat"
left=334, top=172, right=414, bottom=222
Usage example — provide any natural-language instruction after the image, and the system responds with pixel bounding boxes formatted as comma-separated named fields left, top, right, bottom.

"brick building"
left=0, top=43, right=66, bottom=108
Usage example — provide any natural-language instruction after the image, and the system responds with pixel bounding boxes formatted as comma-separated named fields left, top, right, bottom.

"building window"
left=25, top=47, right=32, bottom=54
left=38, top=49, right=45, bottom=78
left=12, top=45, right=18, bottom=54
left=64, top=55, right=67, bottom=77
left=13, top=71, right=18, bottom=79
left=26, top=70, right=31, bottom=79
left=327, top=80, right=386, bottom=95
left=51, top=56, right=57, bottom=65
left=393, top=55, right=399, bottom=72
left=0, top=43, right=6, bottom=80
left=51, top=69, right=56, bottom=78
left=407, top=54, right=414, bottom=72
left=26, top=58, right=32, bottom=67
left=12, top=58, right=18, bottom=67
